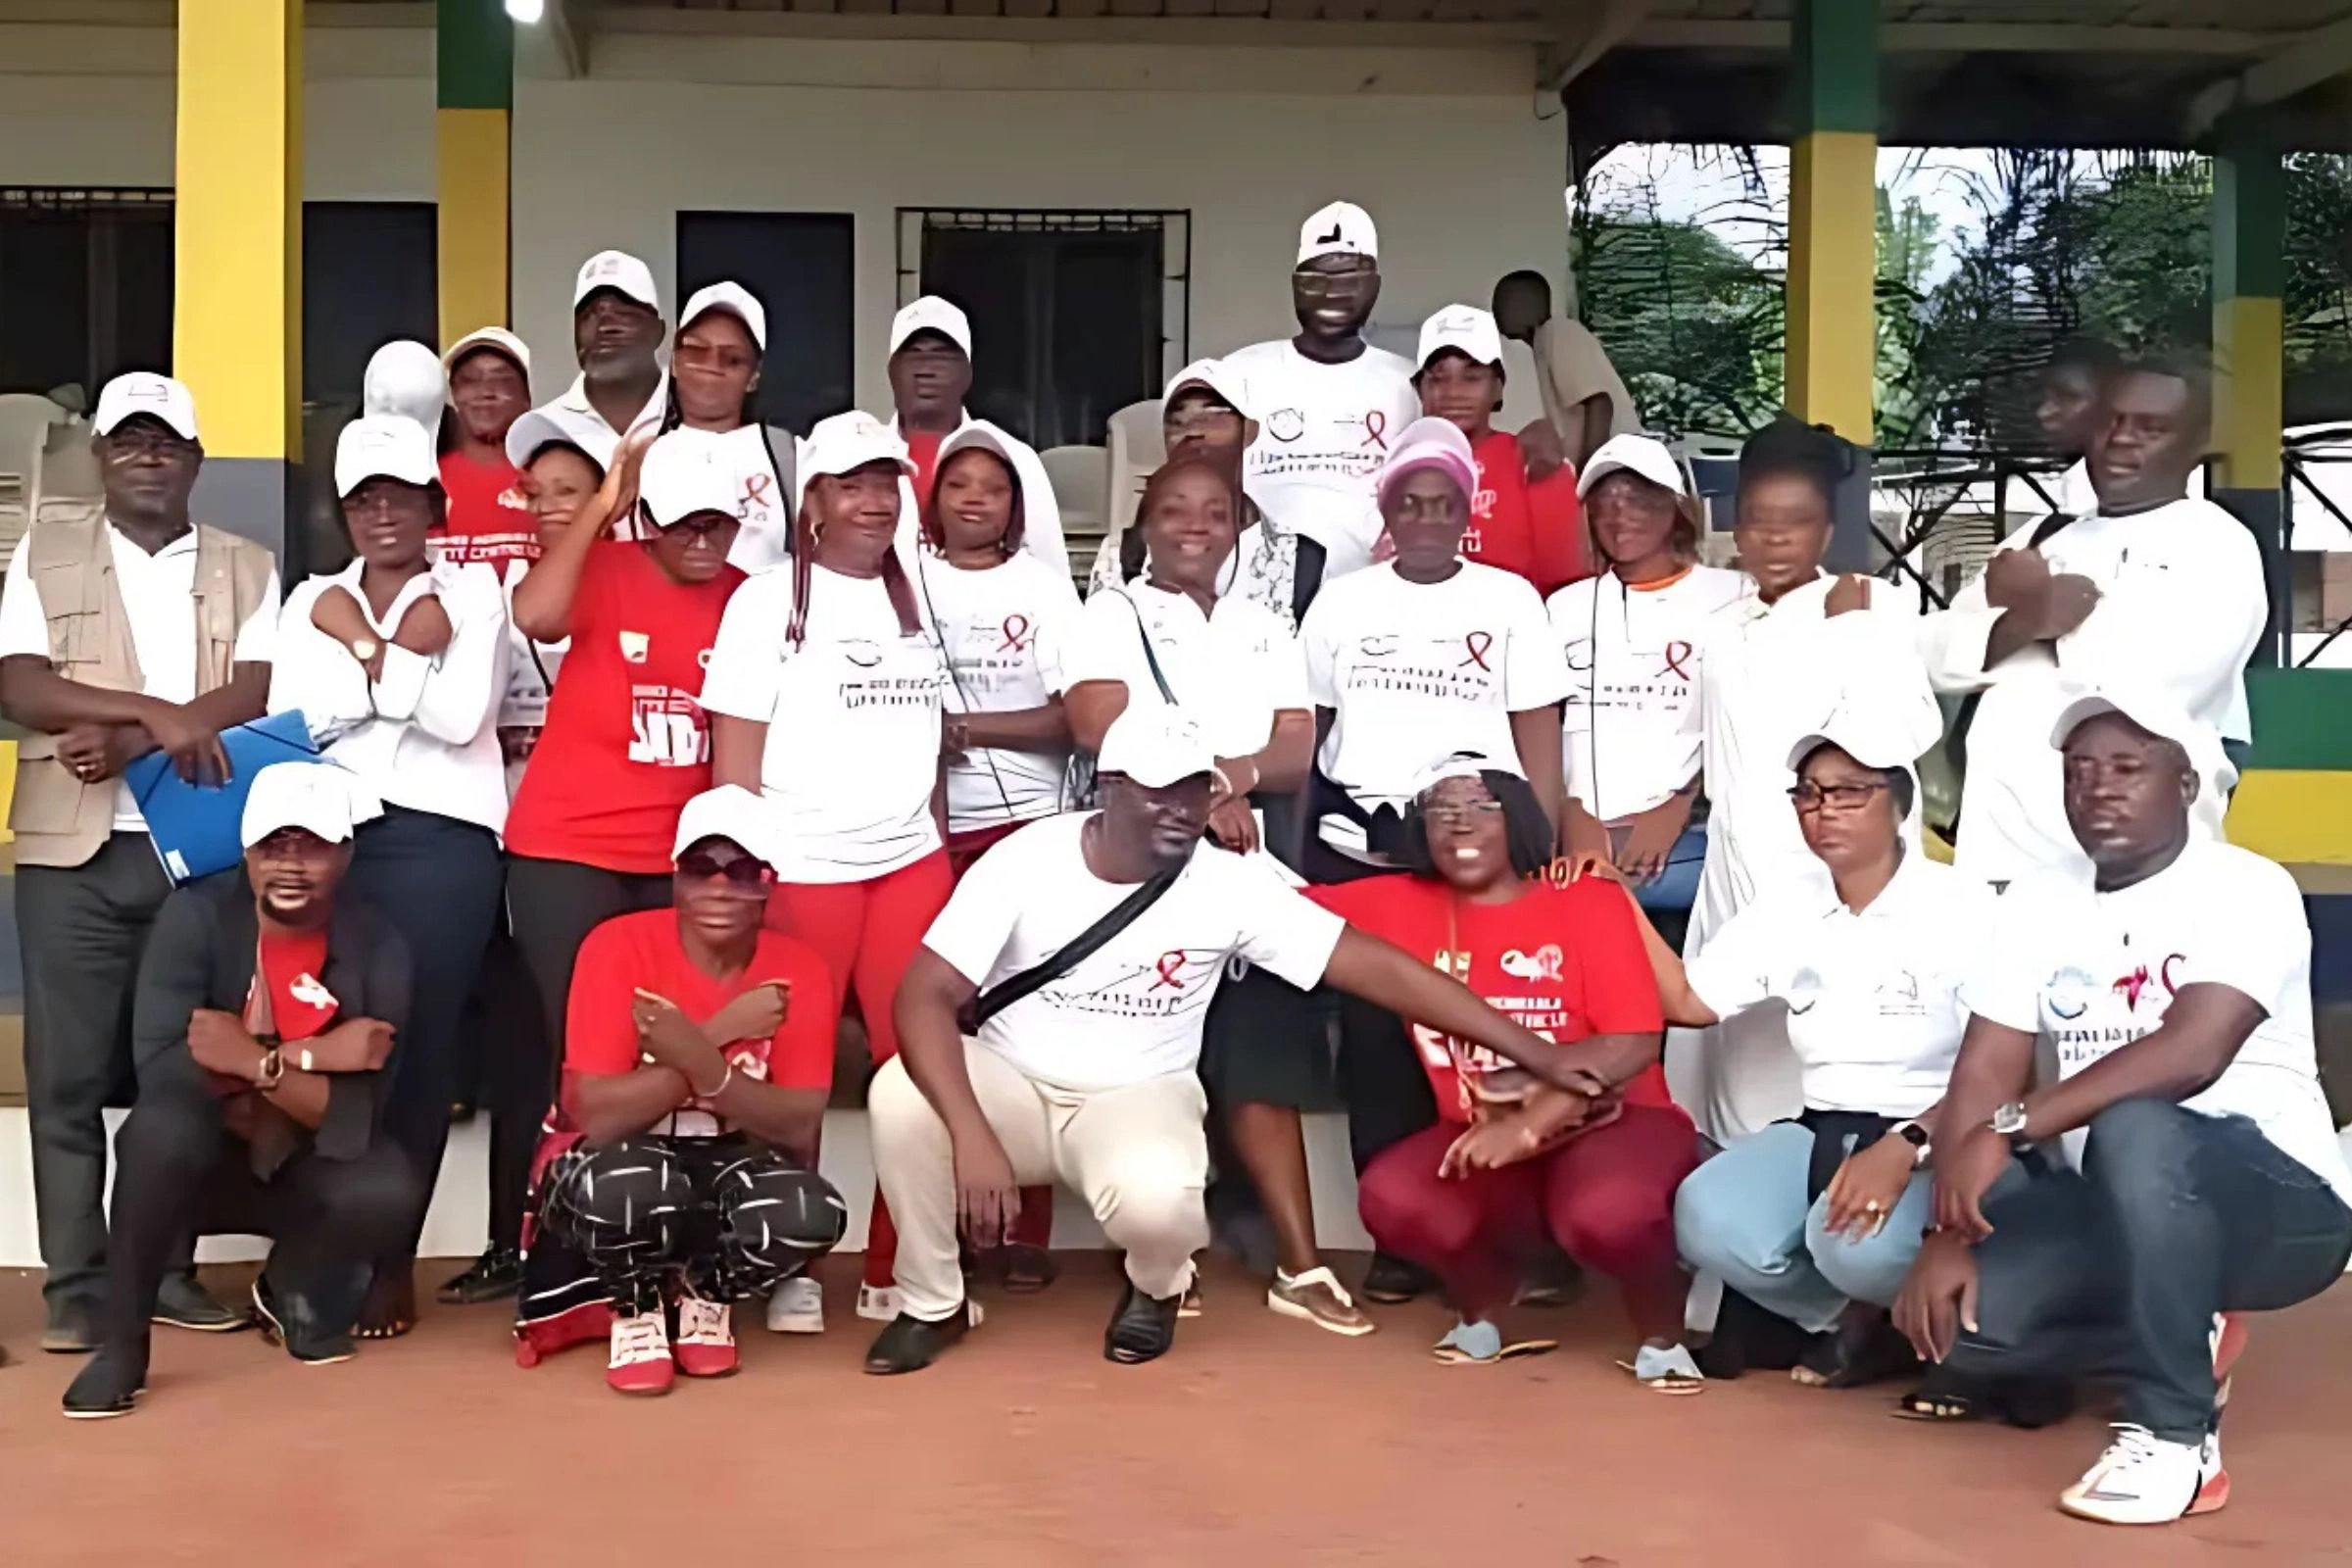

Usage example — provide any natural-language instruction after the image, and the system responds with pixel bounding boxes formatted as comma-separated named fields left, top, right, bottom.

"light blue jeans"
left=1673, top=1120, right=1930, bottom=1335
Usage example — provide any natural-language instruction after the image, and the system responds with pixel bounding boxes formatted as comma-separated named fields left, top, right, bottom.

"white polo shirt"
left=1965, top=839, right=2349, bottom=1198
left=1549, top=564, right=1753, bottom=821
left=530, top=372, right=668, bottom=470
left=1224, top=338, right=1420, bottom=581
left=0, top=523, right=279, bottom=832
left=1919, top=499, right=2264, bottom=886
left=1684, top=853, right=1993, bottom=1118
left=1301, top=560, right=1571, bottom=845
left=1063, top=581, right=1307, bottom=763
left=700, top=565, right=949, bottom=883
left=914, top=550, right=1083, bottom=835
left=924, top=812, right=1347, bottom=1091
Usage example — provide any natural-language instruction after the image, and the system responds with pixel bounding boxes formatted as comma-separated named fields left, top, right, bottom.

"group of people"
left=7, top=195, right=2344, bottom=1530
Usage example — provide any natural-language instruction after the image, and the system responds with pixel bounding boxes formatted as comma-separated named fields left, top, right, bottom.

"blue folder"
left=124, top=710, right=322, bottom=882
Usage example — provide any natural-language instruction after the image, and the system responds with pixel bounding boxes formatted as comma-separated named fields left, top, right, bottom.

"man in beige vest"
left=1493, top=270, right=1641, bottom=475
left=0, top=372, right=278, bottom=1351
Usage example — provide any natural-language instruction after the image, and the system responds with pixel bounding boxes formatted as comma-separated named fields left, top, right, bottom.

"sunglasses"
left=676, top=849, right=775, bottom=887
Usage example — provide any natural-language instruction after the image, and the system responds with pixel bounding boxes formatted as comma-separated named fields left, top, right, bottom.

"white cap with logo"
left=335, top=415, right=439, bottom=498
left=1575, top=433, right=1688, bottom=501
left=673, top=784, right=782, bottom=866
left=1785, top=718, right=1927, bottom=780
left=638, top=427, right=740, bottom=528
left=93, top=372, right=199, bottom=441
left=1097, top=707, right=1215, bottom=789
left=1162, top=358, right=1253, bottom=422
left=573, top=250, right=662, bottom=313
left=1297, top=201, right=1378, bottom=266
left=240, top=762, right=383, bottom=850
left=1417, top=304, right=1504, bottom=370
left=888, top=296, right=973, bottom=358
left=443, top=326, right=532, bottom=382
left=680, top=281, right=767, bottom=352
left=801, top=411, right=913, bottom=483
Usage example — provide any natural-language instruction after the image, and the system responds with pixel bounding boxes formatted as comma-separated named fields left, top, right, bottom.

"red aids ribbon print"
left=1659, top=640, right=1693, bottom=681
left=1361, top=410, right=1390, bottom=451
left=742, top=471, right=773, bottom=514
left=1151, top=951, right=1187, bottom=991
left=999, top=613, right=1032, bottom=653
left=1459, top=631, right=1494, bottom=671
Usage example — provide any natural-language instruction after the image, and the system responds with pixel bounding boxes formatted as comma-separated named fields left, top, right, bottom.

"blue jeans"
left=1607, top=821, right=1706, bottom=914
left=1674, top=1120, right=1930, bottom=1334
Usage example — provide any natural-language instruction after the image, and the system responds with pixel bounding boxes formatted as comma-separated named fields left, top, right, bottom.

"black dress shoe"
left=40, top=1300, right=99, bottom=1355
left=1357, top=1252, right=1436, bottom=1305
left=436, top=1246, right=522, bottom=1305
left=62, top=1349, right=147, bottom=1420
left=1102, top=1282, right=1180, bottom=1365
left=862, top=1302, right=982, bottom=1376
left=154, top=1274, right=250, bottom=1333
left=251, top=1278, right=356, bottom=1366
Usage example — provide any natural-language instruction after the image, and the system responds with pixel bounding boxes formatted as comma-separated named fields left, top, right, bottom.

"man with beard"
left=527, top=251, right=668, bottom=468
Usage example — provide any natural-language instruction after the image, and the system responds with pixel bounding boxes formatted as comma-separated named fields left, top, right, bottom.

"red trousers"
left=766, top=851, right=954, bottom=1289
left=1356, top=1103, right=1695, bottom=1329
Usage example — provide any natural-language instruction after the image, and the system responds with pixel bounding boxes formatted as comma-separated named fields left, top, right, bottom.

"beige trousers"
left=868, top=1042, right=1211, bottom=1323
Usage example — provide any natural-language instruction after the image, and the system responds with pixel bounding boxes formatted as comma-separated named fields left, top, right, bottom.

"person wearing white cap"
left=1413, top=304, right=1589, bottom=596
left=522, top=784, right=848, bottom=1396
left=523, top=250, right=668, bottom=471
left=1917, top=358, right=2261, bottom=888
left=1673, top=419, right=1941, bottom=1149
left=434, top=327, right=536, bottom=574
left=1546, top=434, right=1752, bottom=927
left=1493, top=270, right=1641, bottom=474
left=885, top=296, right=1069, bottom=582
left=1600, top=719, right=1996, bottom=1386
left=704, top=409, right=953, bottom=1323
left=865, top=707, right=1607, bottom=1374
left=1894, top=684, right=2351, bottom=1526
left=1224, top=201, right=1419, bottom=584
left=662, top=280, right=798, bottom=573
left=270, top=414, right=513, bottom=1339
left=364, top=340, right=450, bottom=433
left=0, top=369, right=279, bottom=1348
left=61, top=762, right=419, bottom=1419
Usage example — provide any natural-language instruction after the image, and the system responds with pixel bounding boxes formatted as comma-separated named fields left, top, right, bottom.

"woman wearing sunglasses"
left=1597, top=724, right=1991, bottom=1388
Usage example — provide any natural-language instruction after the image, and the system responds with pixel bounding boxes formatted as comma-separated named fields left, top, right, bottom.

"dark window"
left=0, top=188, right=172, bottom=400
left=302, top=202, right=437, bottom=407
left=898, top=209, right=1190, bottom=449
left=677, top=211, right=855, bottom=436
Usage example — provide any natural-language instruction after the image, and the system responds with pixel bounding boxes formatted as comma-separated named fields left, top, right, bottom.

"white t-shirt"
left=923, top=813, right=1346, bottom=1091
left=0, top=523, right=280, bottom=832
left=1063, top=581, right=1308, bottom=762
left=1965, top=840, right=2349, bottom=1197
left=1224, top=339, right=1419, bottom=582
left=913, top=550, right=1082, bottom=836
left=718, top=424, right=792, bottom=574
left=1550, top=564, right=1753, bottom=821
left=1686, top=854, right=1994, bottom=1117
left=1301, top=561, right=1570, bottom=846
left=1918, top=498, right=2264, bottom=886
left=700, top=565, right=949, bottom=883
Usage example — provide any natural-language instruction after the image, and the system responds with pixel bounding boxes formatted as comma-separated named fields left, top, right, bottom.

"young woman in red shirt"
left=1312, top=755, right=1702, bottom=1386
left=434, top=328, right=537, bottom=574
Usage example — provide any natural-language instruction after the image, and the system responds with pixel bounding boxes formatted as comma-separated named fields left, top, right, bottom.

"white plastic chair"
left=1040, top=444, right=1109, bottom=589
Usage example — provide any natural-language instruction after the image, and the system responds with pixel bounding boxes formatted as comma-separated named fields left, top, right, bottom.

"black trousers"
left=497, top=857, right=672, bottom=1249
left=540, top=1134, right=847, bottom=1313
left=99, top=1074, right=418, bottom=1358
left=17, top=831, right=180, bottom=1311
left=344, top=808, right=504, bottom=1271
left=1941, top=1099, right=2352, bottom=1442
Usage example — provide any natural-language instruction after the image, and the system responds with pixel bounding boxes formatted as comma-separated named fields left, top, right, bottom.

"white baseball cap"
left=1096, top=707, right=1215, bottom=789
left=92, top=372, right=198, bottom=441
left=443, top=326, right=532, bottom=383
left=2048, top=682, right=2230, bottom=782
left=240, top=762, right=382, bottom=851
left=504, top=409, right=592, bottom=472
left=573, top=249, right=661, bottom=313
left=334, top=415, right=439, bottom=499
left=1297, top=201, right=1378, bottom=266
left=1408, top=750, right=1523, bottom=800
left=1576, top=433, right=1688, bottom=501
left=1417, top=304, right=1504, bottom=371
left=679, top=281, right=767, bottom=352
left=1162, top=358, right=1253, bottom=422
left=637, top=427, right=739, bottom=528
left=936, top=421, right=1023, bottom=477
left=363, top=341, right=449, bottom=428
left=672, top=784, right=781, bottom=867
left=801, top=411, right=913, bottom=483
left=1786, top=721, right=1926, bottom=778
left=888, top=296, right=973, bottom=358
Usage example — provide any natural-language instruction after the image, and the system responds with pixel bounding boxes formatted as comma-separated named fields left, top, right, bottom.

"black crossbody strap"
left=968, top=861, right=1184, bottom=1029
left=1117, top=590, right=1179, bottom=705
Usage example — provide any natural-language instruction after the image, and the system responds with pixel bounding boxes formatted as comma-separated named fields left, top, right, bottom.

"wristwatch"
left=1892, top=1119, right=1932, bottom=1166
left=350, top=636, right=380, bottom=662
left=1988, top=1101, right=2031, bottom=1145
left=254, top=1047, right=286, bottom=1093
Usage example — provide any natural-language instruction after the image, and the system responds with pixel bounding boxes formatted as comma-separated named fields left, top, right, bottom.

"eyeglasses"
left=104, top=428, right=195, bottom=459
left=1292, top=268, right=1374, bottom=297
left=1423, top=799, right=1504, bottom=826
left=676, top=849, right=775, bottom=887
left=1788, top=780, right=1888, bottom=813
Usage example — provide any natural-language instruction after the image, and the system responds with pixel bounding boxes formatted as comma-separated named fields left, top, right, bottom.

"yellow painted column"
left=173, top=0, right=301, bottom=552
left=438, top=0, right=514, bottom=341
left=2212, top=119, right=2286, bottom=671
left=1785, top=0, right=1878, bottom=446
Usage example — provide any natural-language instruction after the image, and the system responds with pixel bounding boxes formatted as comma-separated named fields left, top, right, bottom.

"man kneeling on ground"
left=866, top=708, right=1604, bottom=1373
left=1894, top=685, right=2352, bottom=1525
left=65, top=764, right=417, bottom=1418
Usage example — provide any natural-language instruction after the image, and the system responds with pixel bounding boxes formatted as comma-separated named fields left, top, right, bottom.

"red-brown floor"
left=3, top=1256, right=2348, bottom=1565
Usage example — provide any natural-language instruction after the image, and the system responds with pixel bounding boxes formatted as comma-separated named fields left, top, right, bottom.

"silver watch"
left=1988, top=1101, right=2030, bottom=1139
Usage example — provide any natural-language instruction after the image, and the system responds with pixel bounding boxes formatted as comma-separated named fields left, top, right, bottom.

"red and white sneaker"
left=607, top=1310, right=675, bottom=1396
left=674, top=1294, right=738, bottom=1379
left=2189, top=1311, right=2247, bottom=1517
left=2058, top=1424, right=2204, bottom=1525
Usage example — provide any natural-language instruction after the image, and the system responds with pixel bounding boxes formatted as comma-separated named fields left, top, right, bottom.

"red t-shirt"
left=563, top=909, right=837, bottom=1137
left=906, top=429, right=946, bottom=513
left=504, top=542, right=746, bottom=873
left=1464, top=430, right=1591, bottom=598
left=434, top=450, right=539, bottom=578
left=246, top=927, right=337, bottom=1042
left=1309, top=875, right=1668, bottom=1123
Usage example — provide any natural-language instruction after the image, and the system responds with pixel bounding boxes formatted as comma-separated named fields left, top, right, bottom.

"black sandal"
left=1002, top=1244, right=1058, bottom=1295
left=436, top=1247, right=522, bottom=1306
left=1792, top=1310, right=1916, bottom=1390
left=1103, top=1282, right=1180, bottom=1365
left=1893, top=1374, right=2073, bottom=1428
left=1357, top=1252, right=1434, bottom=1306
left=862, top=1302, right=982, bottom=1376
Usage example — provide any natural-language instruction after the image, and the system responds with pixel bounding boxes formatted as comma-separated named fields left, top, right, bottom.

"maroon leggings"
left=1355, top=1102, right=1696, bottom=1330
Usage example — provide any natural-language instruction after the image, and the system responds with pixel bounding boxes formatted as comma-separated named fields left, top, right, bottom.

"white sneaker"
left=856, top=1283, right=903, bottom=1323
left=2059, top=1424, right=2205, bottom=1525
left=672, top=1295, right=737, bottom=1379
left=606, top=1311, right=675, bottom=1396
left=2190, top=1432, right=2230, bottom=1517
left=765, top=1276, right=825, bottom=1335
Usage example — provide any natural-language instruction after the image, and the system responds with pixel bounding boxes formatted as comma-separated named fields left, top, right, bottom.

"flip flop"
left=1619, top=1342, right=1706, bottom=1395
left=1430, top=1319, right=1557, bottom=1365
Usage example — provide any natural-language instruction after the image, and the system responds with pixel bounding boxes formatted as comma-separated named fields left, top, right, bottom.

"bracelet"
left=255, top=1048, right=286, bottom=1093
left=691, top=1059, right=735, bottom=1100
